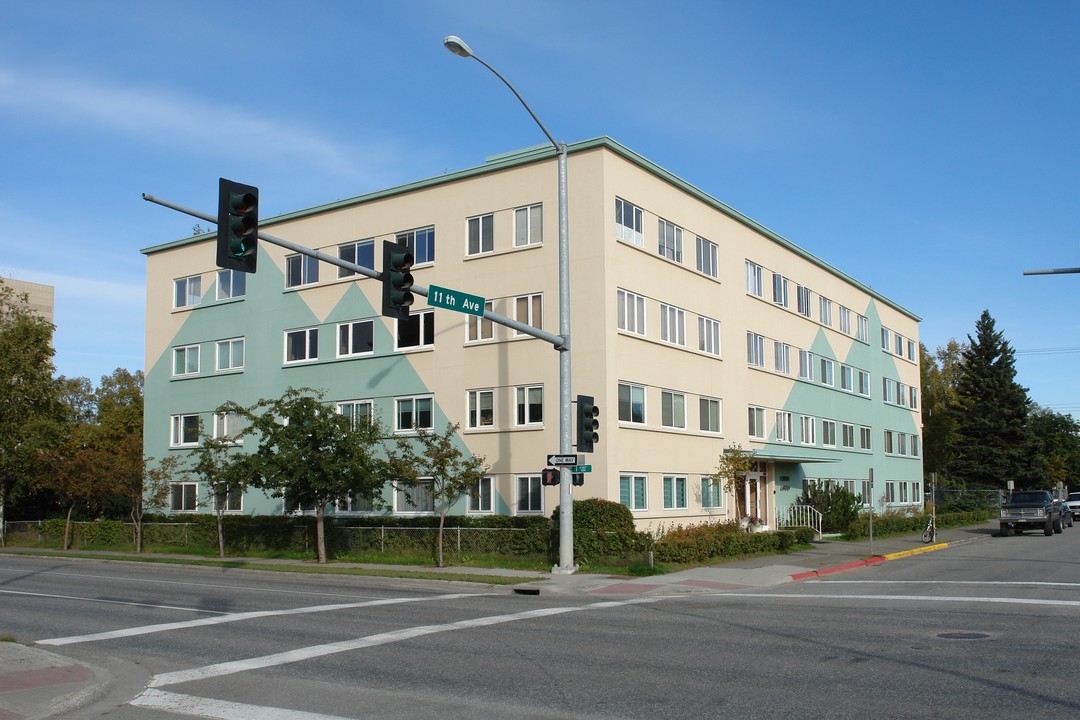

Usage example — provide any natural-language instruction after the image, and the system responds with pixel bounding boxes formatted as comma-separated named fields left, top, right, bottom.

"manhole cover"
left=937, top=632, right=990, bottom=640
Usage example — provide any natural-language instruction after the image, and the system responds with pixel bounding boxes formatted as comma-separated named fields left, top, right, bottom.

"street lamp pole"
left=444, top=35, right=576, bottom=573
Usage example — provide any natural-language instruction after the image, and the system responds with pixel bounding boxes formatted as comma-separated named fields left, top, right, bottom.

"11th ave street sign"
left=428, top=284, right=485, bottom=316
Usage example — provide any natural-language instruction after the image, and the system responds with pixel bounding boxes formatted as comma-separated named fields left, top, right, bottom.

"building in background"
left=4, top=277, right=55, bottom=324
left=141, top=137, right=922, bottom=528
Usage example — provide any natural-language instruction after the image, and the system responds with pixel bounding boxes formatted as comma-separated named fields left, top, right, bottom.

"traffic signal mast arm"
left=142, top=192, right=567, bottom=349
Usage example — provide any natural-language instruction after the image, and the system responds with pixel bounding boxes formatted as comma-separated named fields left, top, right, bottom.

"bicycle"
left=921, top=516, right=936, bottom=544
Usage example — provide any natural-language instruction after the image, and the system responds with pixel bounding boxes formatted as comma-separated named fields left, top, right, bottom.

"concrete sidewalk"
left=0, top=521, right=996, bottom=719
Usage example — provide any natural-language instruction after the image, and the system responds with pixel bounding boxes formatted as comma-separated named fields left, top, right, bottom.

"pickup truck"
left=999, top=490, right=1062, bottom=536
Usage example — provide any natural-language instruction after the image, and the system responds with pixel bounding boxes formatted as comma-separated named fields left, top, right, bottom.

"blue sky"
left=2, top=0, right=1078, bottom=414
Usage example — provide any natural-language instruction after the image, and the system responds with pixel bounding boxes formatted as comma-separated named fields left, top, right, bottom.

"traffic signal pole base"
left=550, top=563, right=579, bottom=575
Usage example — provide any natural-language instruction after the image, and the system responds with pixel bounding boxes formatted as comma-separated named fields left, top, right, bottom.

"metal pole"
left=868, top=468, right=874, bottom=557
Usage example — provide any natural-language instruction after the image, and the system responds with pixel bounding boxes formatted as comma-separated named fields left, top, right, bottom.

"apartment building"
left=142, top=137, right=923, bottom=528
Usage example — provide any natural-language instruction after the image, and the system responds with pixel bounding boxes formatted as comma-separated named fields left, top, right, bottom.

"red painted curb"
left=0, top=664, right=93, bottom=694
left=789, top=556, right=888, bottom=581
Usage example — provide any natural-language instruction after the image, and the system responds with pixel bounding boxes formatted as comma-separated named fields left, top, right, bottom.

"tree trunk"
left=216, top=510, right=226, bottom=558
left=437, top=510, right=446, bottom=568
left=315, top=505, right=327, bottom=564
left=63, top=503, right=75, bottom=550
left=130, top=505, right=143, bottom=553
left=0, top=478, right=6, bottom=548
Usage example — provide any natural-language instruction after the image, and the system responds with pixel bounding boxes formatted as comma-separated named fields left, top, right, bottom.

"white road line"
left=704, top=592, right=1080, bottom=607
left=807, top=580, right=1080, bottom=588
left=39, top=592, right=489, bottom=646
left=149, top=597, right=659, bottom=688
left=0, top=588, right=229, bottom=614
left=131, top=688, right=355, bottom=720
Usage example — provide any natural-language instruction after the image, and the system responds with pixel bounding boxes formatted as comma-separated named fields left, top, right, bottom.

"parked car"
left=1055, top=500, right=1074, bottom=528
left=1065, top=492, right=1080, bottom=520
left=999, top=490, right=1062, bottom=536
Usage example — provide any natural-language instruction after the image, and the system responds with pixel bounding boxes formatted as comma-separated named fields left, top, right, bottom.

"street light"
left=444, top=35, right=576, bottom=574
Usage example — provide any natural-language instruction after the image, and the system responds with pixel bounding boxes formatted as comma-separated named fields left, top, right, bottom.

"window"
left=800, top=415, right=817, bottom=445
left=517, top=475, right=543, bottom=513
left=660, top=304, right=686, bottom=346
left=773, top=342, right=791, bottom=374
left=898, top=433, right=908, bottom=456
left=470, top=476, right=493, bottom=513
left=515, top=203, right=543, bottom=247
left=516, top=385, right=543, bottom=425
left=897, top=381, right=907, bottom=407
left=796, top=285, right=812, bottom=318
left=337, top=239, right=374, bottom=277
left=746, top=261, right=763, bottom=297
left=819, top=297, right=833, bottom=326
left=798, top=350, right=815, bottom=381
left=213, top=412, right=243, bottom=442
left=839, top=306, right=851, bottom=335
left=615, top=198, right=644, bottom=247
left=857, top=370, right=871, bottom=396
left=174, top=275, right=201, bottom=309
left=822, top=419, right=837, bottom=447
left=285, top=327, right=319, bottom=363
left=617, top=289, right=646, bottom=335
left=173, top=345, right=200, bottom=377
left=619, top=474, right=647, bottom=510
left=285, top=254, right=319, bottom=288
left=699, top=397, right=721, bottom=433
left=217, top=269, right=246, bottom=300
left=396, top=480, right=434, bottom=513
left=860, top=426, right=872, bottom=450
left=899, top=480, right=909, bottom=503
left=748, top=406, right=766, bottom=439
left=467, top=389, right=494, bottom=429
left=663, top=476, right=687, bottom=510
left=699, top=316, right=721, bottom=356
left=514, top=293, right=543, bottom=335
left=618, top=383, right=646, bottom=424
left=170, top=482, right=197, bottom=512
left=842, top=423, right=855, bottom=448
left=395, top=396, right=434, bottom=432
left=398, top=226, right=435, bottom=265
left=701, top=476, right=724, bottom=509
left=338, top=320, right=374, bottom=357
left=214, top=486, right=243, bottom=513
left=338, top=400, right=372, bottom=428
left=661, top=391, right=686, bottom=429
left=907, top=340, right=917, bottom=362
left=909, top=386, right=919, bottom=410
left=840, top=364, right=853, bottom=392
left=882, top=377, right=895, bottom=404
left=170, top=414, right=200, bottom=447
left=657, top=218, right=683, bottom=262
left=776, top=410, right=793, bottom=443
left=696, top=236, right=717, bottom=277
left=857, top=314, right=869, bottom=342
left=747, top=332, right=765, bottom=368
left=336, top=493, right=374, bottom=513
left=881, top=327, right=891, bottom=351
left=396, top=310, right=435, bottom=350
left=216, top=338, right=244, bottom=372
left=820, top=358, right=835, bottom=386
left=468, top=214, right=494, bottom=255
left=895, top=333, right=904, bottom=356
left=911, top=434, right=921, bottom=457
left=884, top=481, right=896, bottom=504
left=467, top=301, right=494, bottom=342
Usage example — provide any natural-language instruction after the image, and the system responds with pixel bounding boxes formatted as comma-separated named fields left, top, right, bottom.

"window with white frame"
left=857, top=314, right=869, bottom=342
left=174, top=275, right=201, bottom=309
left=801, top=415, right=817, bottom=445
left=842, top=422, right=855, bottom=448
left=617, top=288, right=646, bottom=335
left=170, top=414, right=200, bottom=447
left=173, top=345, right=200, bottom=377
left=696, top=236, right=717, bottom=277
left=746, top=261, right=763, bottom=297
left=338, top=400, right=372, bottom=428
left=881, top=327, right=891, bottom=351
left=515, top=203, right=543, bottom=247
left=861, top=480, right=873, bottom=505
left=699, top=316, right=721, bottom=355
left=820, top=358, right=835, bottom=387
left=468, top=213, right=494, bottom=255
left=797, top=285, right=812, bottom=318
left=285, top=254, right=319, bottom=288
left=819, top=296, right=833, bottom=326
left=747, top=332, right=765, bottom=368
left=657, top=218, right=683, bottom=262
left=469, top=476, right=493, bottom=513
left=338, top=320, right=374, bottom=357
left=822, top=419, right=837, bottom=447
left=772, top=273, right=789, bottom=307
left=619, top=474, right=647, bottom=510
left=911, top=434, right=921, bottom=457
left=396, top=310, right=435, bottom=350
left=398, top=227, right=436, bottom=265
left=840, top=364, right=853, bottom=392
left=909, top=386, right=919, bottom=409
left=336, top=493, right=374, bottom=513
left=857, top=370, right=871, bottom=396
left=467, top=301, right=494, bottom=342
left=839, top=306, right=851, bottom=335
left=618, top=382, right=646, bottom=424
left=615, top=198, right=644, bottom=247
left=897, top=381, right=907, bottom=407
left=799, top=349, right=815, bottom=381
left=898, top=432, right=908, bottom=456
left=212, top=411, right=243, bottom=442
left=517, top=475, right=543, bottom=513
left=894, top=333, right=904, bottom=356
left=516, top=385, right=543, bottom=426
left=467, top=389, right=494, bottom=429
left=214, top=486, right=243, bottom=513
left=514, top=293, right=543, bottom=336
left=216, top=337, right=244, bottom=372
left=217, top=269, right=246, bottom=300
left=701, top=476, right=724, bottom=509
left=907, top=339, right=917, bottom=362
left=395, top=480, right=434, bottom=513
left=170, top=482, right=197, bottom=512
left=699, top=397, right=721, bottom=433
left=285, top=327, right=319, bottom=363
left=748, top=406, right=766, bottom=439
left=882, top=377, right=896, bottom=404
left=338, top=239, right=374, bottom=277
left=660, top=304, right=686, bottom=346
left=395, top=396, right=434, bottom=433
left=663, top=475, right=687, bottom=510
left=774, top=342, right=791, bottom=374
left=776, top=410, right=793, bottom=443
left=860, top=426, right=872, bottom=450
left=884, top=481, right=896, bottom=504
left=883, top=429, right=895, bottom=454
left=661, top=390, right=686, bottom=429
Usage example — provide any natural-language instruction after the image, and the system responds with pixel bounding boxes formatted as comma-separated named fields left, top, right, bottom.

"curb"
left=788, top=541, right=951, bottom=582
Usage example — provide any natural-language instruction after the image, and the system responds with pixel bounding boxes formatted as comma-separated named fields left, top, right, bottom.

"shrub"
left=551, top=499, right=646, bottom=564
left=799, top=480, right=862, bottom=533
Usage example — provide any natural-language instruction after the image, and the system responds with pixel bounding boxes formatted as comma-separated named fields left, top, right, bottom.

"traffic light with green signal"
left=381, top=240, right=415, bottom=320
left=576, top=394, right=600, bottom=453
left=216, top=178, right=258, bottom=273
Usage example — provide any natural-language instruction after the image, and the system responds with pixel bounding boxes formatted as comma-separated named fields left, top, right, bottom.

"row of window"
left=747, top=332, right=875, bottom=396
left=174, top=269, right=246, bottom=309
left=617, top=382, right=722, bottom=433
left=881, top=326, right=918, bottom=363
left=617, top=289, right=722, bottom=355
left=615, top=198, right=720, bottom=279
left=745, top=260, right=871, bottom=343
left=747, top=406, right=921, bottom=456
left=817, top=478, right=922, bottom=506
left=619, top=474, right=727, bottom=512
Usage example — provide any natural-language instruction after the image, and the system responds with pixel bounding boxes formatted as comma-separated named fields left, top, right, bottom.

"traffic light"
left=541, top=467, right=559, bottom=486
left=381, top=240, right=414, bottom=320
left=216, top=178, right=258, bottom=273
left=576, top=394, right=600, bottom=453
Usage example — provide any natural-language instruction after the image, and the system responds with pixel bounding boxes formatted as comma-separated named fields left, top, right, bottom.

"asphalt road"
left=2, top=529, right=1078, bottom=719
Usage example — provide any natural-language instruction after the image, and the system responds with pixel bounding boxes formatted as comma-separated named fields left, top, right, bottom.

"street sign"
left=547, top=454, right=579, bottom=466
left=571, top=465, right=592, bottom=473
left=428, top=284, right=485, bottom=316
